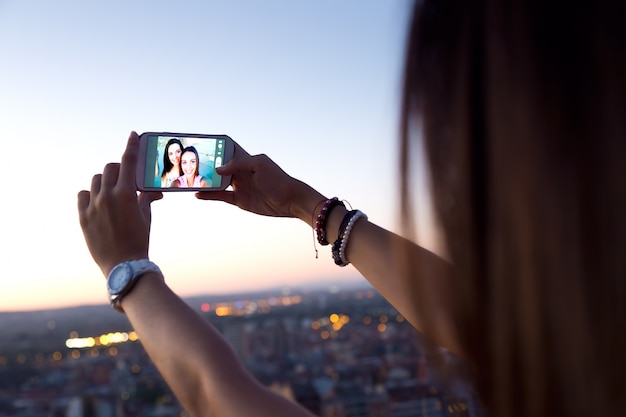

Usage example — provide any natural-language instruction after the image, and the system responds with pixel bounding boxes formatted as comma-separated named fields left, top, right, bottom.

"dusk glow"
left=0, top=1, right=436, bottom=312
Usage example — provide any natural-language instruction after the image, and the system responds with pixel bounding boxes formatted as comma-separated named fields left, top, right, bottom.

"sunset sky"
left=0, top=1, right=438, bottom=312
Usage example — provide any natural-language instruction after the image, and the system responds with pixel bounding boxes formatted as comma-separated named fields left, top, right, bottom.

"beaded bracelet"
left=331, top=209, right=367, bottom=267
left=314, top=197, right=346, bottom=245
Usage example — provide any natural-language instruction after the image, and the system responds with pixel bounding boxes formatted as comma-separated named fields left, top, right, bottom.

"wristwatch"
left=107, top=259, right=162, bottom=312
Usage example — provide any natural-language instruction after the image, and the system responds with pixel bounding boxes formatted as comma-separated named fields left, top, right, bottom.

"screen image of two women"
left=160, top=138, right=210, bottom=188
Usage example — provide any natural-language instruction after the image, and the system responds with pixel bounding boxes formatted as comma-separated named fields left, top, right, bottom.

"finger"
left=215, top=155, right=257, bottom=176
left=214, top=141, right=249, bottom=175
left=195, top=190, right=236, bottom=205
left=90, top=173, right=103, bottom=196
left=119, top=131, right=140, bottom=190
left=138, top=191, right=163, bottom=220
left=232, top=140, right=251, bottom=159
left=77, top=190, right=91, bottom=227
left=138, top=191, right=163, bottom=208
left=101, top=163, right=121, bottom=191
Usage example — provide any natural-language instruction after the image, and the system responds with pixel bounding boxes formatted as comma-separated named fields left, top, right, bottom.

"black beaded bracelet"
left=331, top=209, right=367, bottom=267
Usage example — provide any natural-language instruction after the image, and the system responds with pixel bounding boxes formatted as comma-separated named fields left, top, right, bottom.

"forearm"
left=339, top=216, right=460, bottom=354
left=79, top=136, right=319, bottom=416
left=121, top=273, right=314, bottom=417
left=294, top=197, right=460, bottom=354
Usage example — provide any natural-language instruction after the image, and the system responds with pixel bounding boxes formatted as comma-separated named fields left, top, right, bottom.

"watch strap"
left=107, top=259, right=163, bottom=312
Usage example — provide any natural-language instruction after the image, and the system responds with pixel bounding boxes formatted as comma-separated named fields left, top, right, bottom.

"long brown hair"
left=401, top=1, right=626, bottom=416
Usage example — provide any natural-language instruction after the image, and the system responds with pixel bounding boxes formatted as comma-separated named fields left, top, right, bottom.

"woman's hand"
left=77, top=131, right=163, bottom=277
left=196, top=141, right=325, bottom=224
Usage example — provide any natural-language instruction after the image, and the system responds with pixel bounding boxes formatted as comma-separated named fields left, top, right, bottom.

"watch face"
left=108, top=264, right=132, bottom=294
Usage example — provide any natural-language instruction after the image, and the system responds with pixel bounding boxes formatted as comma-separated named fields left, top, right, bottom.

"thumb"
left=216, top=155, right=257, bottom=176
left=195, top=190, right=235, bottom=204
left=215, top=162, right=235, bottom=176
left=138, top=191, right=163, bottom=220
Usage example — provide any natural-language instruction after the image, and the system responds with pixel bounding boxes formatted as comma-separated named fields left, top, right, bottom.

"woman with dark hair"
left=78, top=1, right=625, bottom=416
left=398, top=1, right=626, bottom=416
left=160, top=138, right=183, bottom=187
left=170, top=146, right=209, bottom=188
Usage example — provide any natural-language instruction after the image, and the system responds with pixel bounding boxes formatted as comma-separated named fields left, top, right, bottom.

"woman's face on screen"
left=168, top=143, right=182, bottom=166
left=181, top=151, right=197, bottom=176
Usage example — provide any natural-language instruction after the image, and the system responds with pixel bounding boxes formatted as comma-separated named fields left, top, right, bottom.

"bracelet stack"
left=314, top=197, right=346, bottom=245
left=332, top=209, right=367, bottom=267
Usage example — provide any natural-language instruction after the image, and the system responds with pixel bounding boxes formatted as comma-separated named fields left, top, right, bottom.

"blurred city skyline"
left=0, top=283, right=479, bottom=416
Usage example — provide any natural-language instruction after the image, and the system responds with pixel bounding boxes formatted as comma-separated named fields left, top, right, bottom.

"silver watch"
left=106, top=259, right=162, bottom=312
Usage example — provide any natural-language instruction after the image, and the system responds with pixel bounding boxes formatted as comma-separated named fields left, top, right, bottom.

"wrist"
left=289, top=185, right=326, bottom=227
left=106, top=259, right=163, bottom=312
left=324, top=204, right=349, bottom=243
left=100, top=253, right=150, bottom=278
left=313, top=197, right=347, bottom=245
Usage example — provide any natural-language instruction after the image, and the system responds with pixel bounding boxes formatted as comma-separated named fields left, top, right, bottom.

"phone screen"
left=140, top=133, right=232, bottom=190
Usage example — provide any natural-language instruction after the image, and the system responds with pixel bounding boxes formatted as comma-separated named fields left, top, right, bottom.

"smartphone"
left=136, top=132, right=235, bottom=191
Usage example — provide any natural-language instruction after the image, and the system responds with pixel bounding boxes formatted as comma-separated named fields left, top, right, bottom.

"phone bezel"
left=136, top=132, right=235, bottom=192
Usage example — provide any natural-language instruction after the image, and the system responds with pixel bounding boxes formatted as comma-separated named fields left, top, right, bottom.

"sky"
left=0, top=1, right=437, bottom=312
